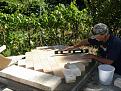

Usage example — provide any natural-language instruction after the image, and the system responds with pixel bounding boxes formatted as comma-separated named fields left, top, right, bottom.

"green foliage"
left=45, top=0, right=72, bottom=5
left=0, top=13, right=42, bottom=56
left=87, top=0, right=121, bottom=36
left=0, top=1, right=17, bottom=14
left=0, top=0, right=46, bottom=16
left=1, top=0, right=121, bottom=57
left=0, top=0, right=92, bottom=56
left=38, top=3, right=92, bottom=45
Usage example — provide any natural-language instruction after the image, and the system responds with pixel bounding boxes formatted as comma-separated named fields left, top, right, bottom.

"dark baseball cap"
left=91, top=23, right=109, bottom=39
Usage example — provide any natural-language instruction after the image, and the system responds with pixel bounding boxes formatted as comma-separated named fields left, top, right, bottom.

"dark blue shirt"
left=88, top=35, right=121, bottom=75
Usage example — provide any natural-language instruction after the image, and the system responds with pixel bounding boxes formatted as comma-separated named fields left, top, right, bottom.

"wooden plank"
left=0, top=54, right=11, bottom=70
left=0, top=65, right=61, bottom=91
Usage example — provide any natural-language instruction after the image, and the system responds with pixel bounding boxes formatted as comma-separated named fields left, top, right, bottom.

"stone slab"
left=0, top=65, right=61, bottom=91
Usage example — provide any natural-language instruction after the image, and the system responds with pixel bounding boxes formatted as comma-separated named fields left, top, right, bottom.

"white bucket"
left=98, top=64, right=115, bottom=85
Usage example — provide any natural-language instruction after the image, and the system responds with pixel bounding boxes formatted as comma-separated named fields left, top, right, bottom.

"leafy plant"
left=0, top=0, right=92, bottom=56
left=87, top=0, right=121, bottom=36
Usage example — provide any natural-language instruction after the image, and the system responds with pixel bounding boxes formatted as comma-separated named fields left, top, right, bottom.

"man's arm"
left=93, top=55, right=113, bottom=64
left=82, top=54, right=113, bottom=64
left=63, top=39, right=90, bottom=51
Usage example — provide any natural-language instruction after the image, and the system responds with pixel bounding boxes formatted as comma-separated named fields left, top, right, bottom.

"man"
left=64, top=23, right=121, bottom=75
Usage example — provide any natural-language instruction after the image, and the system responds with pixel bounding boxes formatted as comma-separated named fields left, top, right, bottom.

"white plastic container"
left=98, top=64, right=115, bottom=85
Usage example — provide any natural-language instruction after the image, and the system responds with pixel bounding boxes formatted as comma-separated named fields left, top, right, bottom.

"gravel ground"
left=81, top=68, right=121, bottom=91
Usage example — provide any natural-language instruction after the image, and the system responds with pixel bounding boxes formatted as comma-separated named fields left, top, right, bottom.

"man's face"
left=94, top=34, right=107, bottom=41
left=91, top=34, right=107, bottom=42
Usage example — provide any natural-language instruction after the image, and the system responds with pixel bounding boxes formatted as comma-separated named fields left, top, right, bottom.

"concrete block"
left=0, top=65, right=61, bottom=91
left=73, top=62, right=85, bottom=72
left=31, top=50, right=44, bottom=72
left=68, top=64, right=81, bottom=76
left=25, top=52, right=34, bottom=69
left=50, top=56, right=64, bottom=78
left=63, top=69, right=76, bottom=83
left=18, top=59, right=26, bottom=67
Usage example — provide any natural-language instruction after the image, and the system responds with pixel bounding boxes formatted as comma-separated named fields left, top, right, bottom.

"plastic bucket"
left=98, top=64, right=115, bottom=85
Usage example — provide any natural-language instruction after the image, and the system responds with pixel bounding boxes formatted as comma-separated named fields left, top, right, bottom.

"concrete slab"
left=0, top=65, right=61, bottom=91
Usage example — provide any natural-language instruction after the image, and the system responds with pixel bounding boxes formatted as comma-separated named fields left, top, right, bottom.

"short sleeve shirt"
left=88, top=35, right=121, bottom=75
